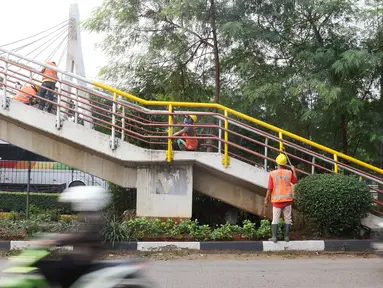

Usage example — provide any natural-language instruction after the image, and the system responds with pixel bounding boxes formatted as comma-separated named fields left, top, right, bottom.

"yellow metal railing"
left=92, top=81, right=383, bottom=176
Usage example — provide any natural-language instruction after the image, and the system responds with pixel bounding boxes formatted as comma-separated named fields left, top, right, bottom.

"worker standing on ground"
left=38, top=61, right=58, bottom=113
left=14, top=84, right=39, bottom=105
left=171, top=113, right=199, bottom=151
left=264, top=153, right=298, bottom=243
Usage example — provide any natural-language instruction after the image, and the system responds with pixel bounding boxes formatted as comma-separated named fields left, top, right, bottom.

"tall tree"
left=84, top=0, right=236, bottom=104
left=223, top=0, right=383, bottom=164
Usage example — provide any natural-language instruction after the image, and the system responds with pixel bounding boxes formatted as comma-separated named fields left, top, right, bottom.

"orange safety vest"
left=42, top=62, right=58, bottom=83
left=270, top=169, right=293, bottom=203
left=14, top=85, right=36, bottom=104
left=183, top=128, right=198, bottom=151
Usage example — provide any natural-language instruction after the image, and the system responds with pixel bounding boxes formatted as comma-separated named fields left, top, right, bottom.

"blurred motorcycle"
left=0, top=240, right=154, bottom=288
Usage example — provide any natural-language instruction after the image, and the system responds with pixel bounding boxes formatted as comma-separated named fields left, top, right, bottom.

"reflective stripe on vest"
left=14, top=86, right=36, bottom=104
left=42, top=62, right=58, bottom=82
left=271, top=169, right=293, bottom=203
left=183, top=129, right=198, bottom=150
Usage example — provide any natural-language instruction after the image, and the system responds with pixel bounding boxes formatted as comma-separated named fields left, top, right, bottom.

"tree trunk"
left=206, top=0, right=220, bottom=152
left=211, top=0, right=220, bottom=104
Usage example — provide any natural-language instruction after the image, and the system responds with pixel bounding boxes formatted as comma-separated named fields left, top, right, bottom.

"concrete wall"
left=136, top=164, right=193, bottom=219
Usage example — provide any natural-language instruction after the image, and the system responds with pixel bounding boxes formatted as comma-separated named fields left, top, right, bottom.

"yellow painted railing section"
left=92, top=81, right=383, bottom=175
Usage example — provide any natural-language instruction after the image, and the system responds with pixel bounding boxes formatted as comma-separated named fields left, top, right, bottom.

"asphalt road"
left=144, top=258, right=383, bottom=288
left=1, top=258, right=383, bottom=287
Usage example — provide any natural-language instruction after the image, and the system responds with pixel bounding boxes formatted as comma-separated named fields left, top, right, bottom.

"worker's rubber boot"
left=284, top=224, right=291, bottom=242
left=268, top=224, right=278, bottom=243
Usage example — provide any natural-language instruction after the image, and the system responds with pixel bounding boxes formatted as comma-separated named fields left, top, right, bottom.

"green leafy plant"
left=242, top=220, right=257, bottom=240
left=190, top=224, right=212, bottom=241
left=295, top=174, right=371, bottom=236
left=7, top=211, right=23, bottom=221
left=170, top=220, right=198, bottom=237
left=101, top=216, right=128, bottom=246
left=257, top=219, right=271, bottom=240
left=210, top=222, right=242, bottom=240
left=124, top=217, right=150, bottom=240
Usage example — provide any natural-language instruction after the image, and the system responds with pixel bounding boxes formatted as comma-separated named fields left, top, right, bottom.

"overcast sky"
left=0, top=0, right=107, bottom=79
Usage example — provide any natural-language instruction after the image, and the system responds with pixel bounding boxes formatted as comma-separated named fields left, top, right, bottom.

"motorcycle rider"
left=34, top=186, right=110, bottom=288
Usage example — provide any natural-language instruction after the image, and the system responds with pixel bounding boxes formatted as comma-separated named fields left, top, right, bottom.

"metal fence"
left=0, top=160, right=107, bottom=193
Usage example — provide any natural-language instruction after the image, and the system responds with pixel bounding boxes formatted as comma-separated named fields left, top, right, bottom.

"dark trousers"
left=38, top=81, right=56, bottom=112
left=36, top=254, right=90, bottom=288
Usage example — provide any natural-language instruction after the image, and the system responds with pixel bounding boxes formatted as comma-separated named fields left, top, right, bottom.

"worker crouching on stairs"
left=172, top=114, right=199, bottom=151
left=13, top=84, right=39, bottom=106
left=264, top=154, right=298, bottom=242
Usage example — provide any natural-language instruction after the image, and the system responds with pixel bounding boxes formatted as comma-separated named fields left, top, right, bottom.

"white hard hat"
left=59, top=186, right=111, bottom=212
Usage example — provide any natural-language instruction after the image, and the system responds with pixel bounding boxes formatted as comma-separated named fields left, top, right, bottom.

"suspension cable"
left=0, top=20, right=69, bottom=48
left=26, top=27, right=69, bottom=60
left=46, top=33, right=68, bottom=62
left=58, top=41, right=69, bottom=66
left=9, top=28, right=69, bottom=79
left=12, top=23, right=68, bottom=54
left=0, top=23, right=68, bottom=59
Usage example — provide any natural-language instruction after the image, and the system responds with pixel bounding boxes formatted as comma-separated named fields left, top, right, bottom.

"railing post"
left=333, top=154, right=338, bottom=173
left=222, top=109, right=230, bottom=168
left=264, top=137, right=268, bottom=170
left=311, top=157, right=315, bottom=174
left=279, top=131, right=283, bottom=151
left=121, top=106, right=125, bottom=141
left=74, top=88, right=79, bottom=124
left=218, top=118, right=222, bottom=154
left=166, top=104, right=173, bottom=162
left=55, top=74, right=62, bottom=129
left=2, top=53, right=9, bottom=109
left=110, top=92, right=117, bottom=150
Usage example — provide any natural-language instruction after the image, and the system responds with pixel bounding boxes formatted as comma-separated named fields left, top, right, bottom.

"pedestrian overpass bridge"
left=0, top=47, right=382, bottom=228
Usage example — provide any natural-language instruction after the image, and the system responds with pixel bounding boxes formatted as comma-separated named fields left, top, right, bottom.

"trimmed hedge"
left=0, top=192, right=72, bottom=214
left=295, top=174, right=371, bottom=236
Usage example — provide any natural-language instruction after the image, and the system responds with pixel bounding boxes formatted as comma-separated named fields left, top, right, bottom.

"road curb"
left=2, top=240, right=375, bottom=252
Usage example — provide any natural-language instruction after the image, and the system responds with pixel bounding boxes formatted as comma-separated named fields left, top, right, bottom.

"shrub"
left=170, top=220, right=198, bottom=237
left=295, top=174, right=371, bottom=236
left=210, top=222, right=242, bottom=240
left=0, top=192, right=72, bottom=214
left=242, top=220, right=257, bottom=240
left=257, top=219, right=271, bottom=239
left=101, top=216, right=129, bottom=245
left=124, top=217, right=150, bottom=240
left=190, top=224, right=211, bottom=241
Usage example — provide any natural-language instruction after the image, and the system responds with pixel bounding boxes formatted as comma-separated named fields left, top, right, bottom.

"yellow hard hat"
left=33, top=85, right=40, bottom=92
left=189, top=115, right=197, bottom=123
left=276, top=154, right=287, bottom=165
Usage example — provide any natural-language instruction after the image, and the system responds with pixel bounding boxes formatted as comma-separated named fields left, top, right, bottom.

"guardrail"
left=0, top=47, right=382, bottom=214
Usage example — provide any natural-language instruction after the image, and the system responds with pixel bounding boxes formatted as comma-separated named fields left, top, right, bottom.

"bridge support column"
left=136, top=164, right=193, bottom=220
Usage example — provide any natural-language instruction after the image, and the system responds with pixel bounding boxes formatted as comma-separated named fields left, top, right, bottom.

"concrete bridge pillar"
left=136, top=164, right=193, bottom=220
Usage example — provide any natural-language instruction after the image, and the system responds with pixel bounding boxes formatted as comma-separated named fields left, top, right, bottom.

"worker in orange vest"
left=264, top=153, right=298, bottom=243
left=38, top=61, right=58, bottom=113
left=14, top=84, right=39, bottom=105
left=172, top=114, right=199, bottom=151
